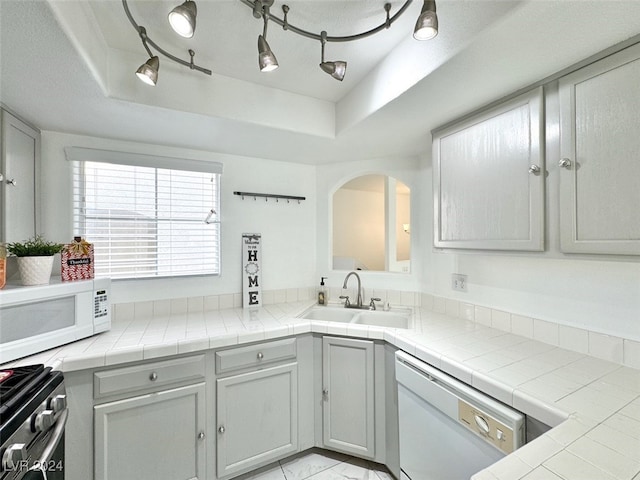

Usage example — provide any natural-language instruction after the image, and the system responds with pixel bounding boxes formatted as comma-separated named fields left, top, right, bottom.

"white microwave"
left=0, top=277, right=111, bottom=364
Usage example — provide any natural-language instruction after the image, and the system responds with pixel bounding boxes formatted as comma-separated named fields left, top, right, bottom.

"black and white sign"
left=242, top=233, right=262, bottom=308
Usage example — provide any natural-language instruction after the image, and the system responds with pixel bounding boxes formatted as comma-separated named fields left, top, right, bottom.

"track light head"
left=319, top=31, right=347, bottom=81
left=320, top=61, right=347, bottom=81
left=136, top=56, right=159, bottom=86
left=413, top=0, right=438, bottom=40
left=169, top=0, right=197, bottom=38
left=258, top=35, right=278, bottom=72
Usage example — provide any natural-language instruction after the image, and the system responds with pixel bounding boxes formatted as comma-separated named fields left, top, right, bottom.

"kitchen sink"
left=300, top=307, right=357, bottom=323
left=298, top=305, right=411, bottom=329
left=351, top=312, right=410, bottom=329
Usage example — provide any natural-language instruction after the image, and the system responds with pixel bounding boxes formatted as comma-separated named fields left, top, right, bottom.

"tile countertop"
left=5, top=301, right=640, bottom=480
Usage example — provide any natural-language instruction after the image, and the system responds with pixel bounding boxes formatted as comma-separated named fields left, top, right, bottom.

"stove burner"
left=0, top=364, right=48, bottom=423
left=0, top=370, right=13, bottom=383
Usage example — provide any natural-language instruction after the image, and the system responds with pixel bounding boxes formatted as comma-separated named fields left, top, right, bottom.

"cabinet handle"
left=528, top=165, right=540, bottom=174
left=257, top=352, right=264, bottom=360
left=559, top=158, right=572, bottom=169
left=5, top=178, right=16, bottom=186
left=322, top=388, right=329, bottom=397
left=149, top=372, right=158, bottom=381
left=198, top=431, right=206, bottom=440
left=218, top=426, right=225, bottom=434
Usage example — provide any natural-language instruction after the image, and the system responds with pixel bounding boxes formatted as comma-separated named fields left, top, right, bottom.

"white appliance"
left=0, top=277, right=110, bottom=364
left=395, top=351, right=525, bottom=480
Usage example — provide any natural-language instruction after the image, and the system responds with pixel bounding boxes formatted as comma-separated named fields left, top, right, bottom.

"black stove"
left=0, top=365, right=66, bottom=480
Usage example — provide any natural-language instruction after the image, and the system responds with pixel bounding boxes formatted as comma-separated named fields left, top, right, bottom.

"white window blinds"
left=67, top=148, right=221, bottom=280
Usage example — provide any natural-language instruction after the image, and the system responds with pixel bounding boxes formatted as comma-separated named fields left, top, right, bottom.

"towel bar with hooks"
left=233, top=191, right=306, bottom=203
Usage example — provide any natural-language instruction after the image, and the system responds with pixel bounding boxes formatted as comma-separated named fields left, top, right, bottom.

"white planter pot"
left=17, top=256, right=55, bottom=286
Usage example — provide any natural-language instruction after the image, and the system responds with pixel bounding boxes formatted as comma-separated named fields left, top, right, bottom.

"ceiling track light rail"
left=123, top=0, right=438, bottom=86
left=241, top=0, right=414, bottom=43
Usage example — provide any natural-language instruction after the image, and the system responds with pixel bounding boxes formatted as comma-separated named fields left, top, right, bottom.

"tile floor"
left=233, top=449, right=395, bottom=480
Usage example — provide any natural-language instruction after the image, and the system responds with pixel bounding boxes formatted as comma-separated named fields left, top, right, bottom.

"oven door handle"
left=35, top=408, right=68, bottom=466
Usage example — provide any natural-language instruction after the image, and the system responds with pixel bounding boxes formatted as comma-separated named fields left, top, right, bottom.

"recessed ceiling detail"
left=2, top=1, right=640, bottom=165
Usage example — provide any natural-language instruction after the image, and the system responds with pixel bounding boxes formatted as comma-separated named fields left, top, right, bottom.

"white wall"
left=333, top=188, right=385, bottom=271
left=420, top=83, right=640, bottom=342
left=39, top=131, right=317, bottom=303
left=34, top=112, right=640, bottom=343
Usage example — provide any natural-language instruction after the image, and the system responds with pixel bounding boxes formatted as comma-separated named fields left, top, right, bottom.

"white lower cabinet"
left=94, top=383, right=206, bottom=480
left=216, top=362, right=299, bottom=478
left=322, top=336, right=375, bottom=458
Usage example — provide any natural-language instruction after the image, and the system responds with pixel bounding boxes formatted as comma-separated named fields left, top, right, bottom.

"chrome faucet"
left=342, top=271, right=363, bottom=308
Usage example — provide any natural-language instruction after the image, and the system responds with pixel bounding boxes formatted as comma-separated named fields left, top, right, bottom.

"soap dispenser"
left=318, top=277, right=328, bottom=305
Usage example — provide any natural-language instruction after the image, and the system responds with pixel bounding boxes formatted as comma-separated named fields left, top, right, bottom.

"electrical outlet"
left=451, top=273, right=467, bottom=292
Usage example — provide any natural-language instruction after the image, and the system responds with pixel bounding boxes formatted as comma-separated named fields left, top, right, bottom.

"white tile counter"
left=5, top=301, right=640, bottom=480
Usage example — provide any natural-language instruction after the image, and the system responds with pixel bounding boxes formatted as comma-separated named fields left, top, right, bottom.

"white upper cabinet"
left=1, top=109, right=40, bottom=243
left=433, top=87, right=545, bottom=251
left=559, top=44, right=640, bottom=255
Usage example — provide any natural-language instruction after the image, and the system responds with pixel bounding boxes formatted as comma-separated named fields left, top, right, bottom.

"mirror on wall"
left=332, top=175, right=410, bottom=273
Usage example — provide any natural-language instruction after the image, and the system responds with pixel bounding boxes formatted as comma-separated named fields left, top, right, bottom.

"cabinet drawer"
left=94, top=355, right=205, bottom=399
left=215, top=338, right=297, bottom=374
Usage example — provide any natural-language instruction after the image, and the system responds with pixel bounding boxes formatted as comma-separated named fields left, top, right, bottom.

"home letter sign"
left=242, top=233, right=262, bottom=308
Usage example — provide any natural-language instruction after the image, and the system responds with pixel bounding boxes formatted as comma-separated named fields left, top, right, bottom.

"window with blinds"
left=68, top=148, right=221, bottom=280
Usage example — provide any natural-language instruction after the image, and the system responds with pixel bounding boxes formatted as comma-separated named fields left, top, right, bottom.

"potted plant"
left=6, top=235, right=64, bottom=286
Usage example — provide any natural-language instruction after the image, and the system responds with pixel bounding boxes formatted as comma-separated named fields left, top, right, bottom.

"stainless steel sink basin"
left=300, top=307, right=357, bottom=323
left=351, top=312, right=410, bottom=329
left=298, top=305, right=411, bottom=329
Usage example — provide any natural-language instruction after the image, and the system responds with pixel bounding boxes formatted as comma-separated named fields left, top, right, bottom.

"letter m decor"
left=242, top=233, right=262, bottom=308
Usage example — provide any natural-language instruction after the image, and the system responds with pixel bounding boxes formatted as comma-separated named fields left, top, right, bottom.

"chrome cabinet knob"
left=2, top=443, right=26, bottom=471
left=33, top=410, right=55, bottom=432
left=322, top=388, right=329, bottom=397
left=149, top=372, right=158, bottom=381
left=528, top=165, right=540, bottom=174
left=5, top=178, right=16, bottom=186
left=257, top=352, right=264, bottom=360
left=559, top=158, right=572, bottom=169
left=218, top=426, right=225, bottom=434
left=198, top=431, right=206, bottom=440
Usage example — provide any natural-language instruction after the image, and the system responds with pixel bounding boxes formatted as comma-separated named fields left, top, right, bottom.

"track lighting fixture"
left=168, top=0, right=197, bottom=38
left=122, top=0, right=439, bottom=86
left=134, top=26, right=160, bottom=86
left=136, top=56, right=159, bottom=86
left=258, top=8, right=278, bottom=72
left=319, top=31, right=347, bottom=81
left=413, top=0, right=438, bottom=40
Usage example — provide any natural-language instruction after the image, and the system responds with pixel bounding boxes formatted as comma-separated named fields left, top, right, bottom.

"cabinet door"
left=0, top=109, right=40, bottom=243
left=216, top=363, right=298, bottom=478
left=94, top=383, right=206, bottom=480
left=559, top=44, right=640, bottom=254
left=322, top=336, right=375, bottom=458
left=433, top=87, right=544, bottom=251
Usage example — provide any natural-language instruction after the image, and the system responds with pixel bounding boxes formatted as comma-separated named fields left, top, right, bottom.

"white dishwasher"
left=395, top=351, right=525, bottom=480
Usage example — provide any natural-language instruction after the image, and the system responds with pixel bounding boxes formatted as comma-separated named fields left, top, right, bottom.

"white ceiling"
left=1, top=0, right=640, bottom=165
